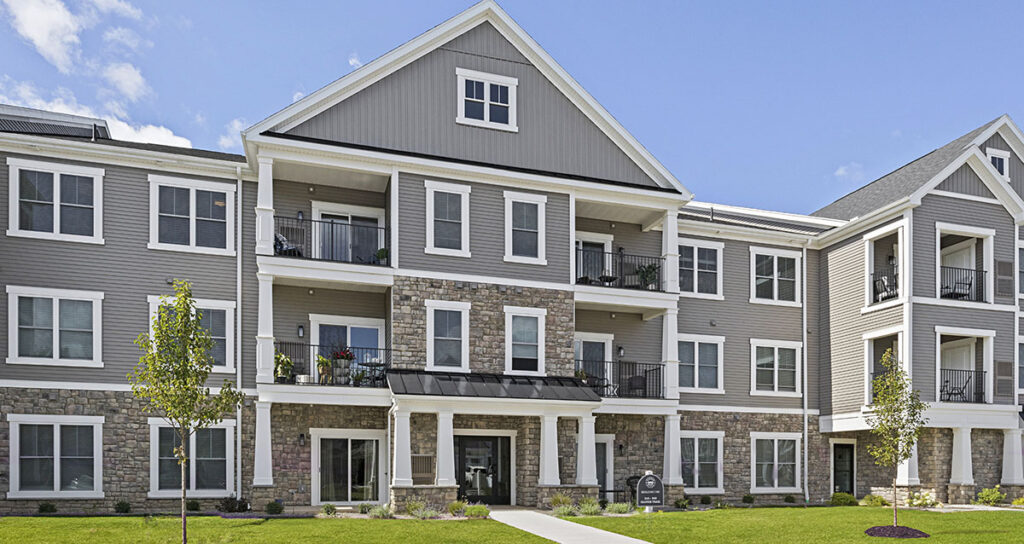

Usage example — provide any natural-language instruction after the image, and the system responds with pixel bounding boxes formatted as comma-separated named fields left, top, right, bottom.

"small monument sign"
left=636, top=471, right=664, bottom=508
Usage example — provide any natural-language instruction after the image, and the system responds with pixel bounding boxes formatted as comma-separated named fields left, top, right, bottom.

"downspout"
left=802, top=243, right=809, bottom=504
left=235, top=165, right=244, bottom=499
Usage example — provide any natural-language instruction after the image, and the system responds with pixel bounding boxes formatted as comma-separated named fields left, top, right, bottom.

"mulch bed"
left=865, top=525, right=930, bottom=538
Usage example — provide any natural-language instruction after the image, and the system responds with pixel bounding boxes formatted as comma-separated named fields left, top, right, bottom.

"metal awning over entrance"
left=387, top=369, right=602, bottom=402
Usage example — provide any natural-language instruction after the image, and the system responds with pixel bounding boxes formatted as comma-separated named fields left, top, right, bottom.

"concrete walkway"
left=490, top=509, right=650, bottom=544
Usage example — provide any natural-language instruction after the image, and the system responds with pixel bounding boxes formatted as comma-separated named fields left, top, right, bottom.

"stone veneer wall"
left=451, top=414, right=540, bottom=506
left=917, top=428, right=953, bottom=502
left=595, top=414, right=665, bottom=502
left=390, top=276, right=576, bottom=376
left=970, top=429, right=1003, bottom=495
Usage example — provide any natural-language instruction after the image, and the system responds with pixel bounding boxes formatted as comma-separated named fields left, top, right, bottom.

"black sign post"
left=636, top=471, right=664, bottom=510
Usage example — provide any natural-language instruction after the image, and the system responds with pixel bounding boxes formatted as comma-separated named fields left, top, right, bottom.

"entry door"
left=455, top=436, right=511, bottom=504
left=574, top=340, right=608, bottom=379
left=577, top=241, right=607, bottom=280
left=318, top=214, right=380, bottom=262
left=595, top=440, right=613, bottom=502
left=833, top=444, right=854, bottom=495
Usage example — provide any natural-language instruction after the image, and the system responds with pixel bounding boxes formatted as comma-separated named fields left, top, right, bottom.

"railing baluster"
left=574, top=249, right=665, bottom=292
left=273, top=341, right=391, bottom=387
left=938, top=266, right=986, bottom=303
left=574, top=359, right=665, bottom=399
left=273, top=216, right=389, bottom=266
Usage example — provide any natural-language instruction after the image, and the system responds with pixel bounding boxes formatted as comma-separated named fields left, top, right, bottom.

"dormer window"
left=987, top=148, right=1011, bottom=181
left=456, top=68, right=518, bottom=132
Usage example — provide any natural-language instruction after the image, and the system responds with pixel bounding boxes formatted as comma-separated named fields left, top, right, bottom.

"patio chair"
left=940, top=279, right=972, bottom=300
left=940, top=375, right=971, bottom=402
left=274, top=233, right=302, bottom=257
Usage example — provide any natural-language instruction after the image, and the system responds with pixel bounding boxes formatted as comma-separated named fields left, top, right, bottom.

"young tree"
left=130, top=280, right=244, bottom=544
left=866, top=348, right=928, bottom=528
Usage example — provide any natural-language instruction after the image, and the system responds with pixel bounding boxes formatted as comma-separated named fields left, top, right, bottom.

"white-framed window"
left=750, top=339, right=802, bottom=397
left=147, top=295, right=236, bottom=373
left=678, top=238, right=724, bottom=299
left=750, top=432, right=801, bottom=493
left=503, top=191, right=546, bottom=265
left=424, top=180, right=471, bottom=258
left=6, top=286, right=103, bottom=368
left=456, top=67, right=518, bottom=132
left=7, top=157, right=104, bottom=244
left=425, top=300, right=471, bottom=372
left=310, top=428, right=386, bottom=505
left=504, top=306, right=546, bottom=376
left=987, top=147, right=1011, bottom=181
left=749, top=246, right=801, bottom=306
left=681, top=430, right=724, bottom=494
left=148, top=174, right=236, bottom=256
left=678, top=334, right=725, bottom=394
left=7, top=414, right=104, bottom=499
left=148, top=418, right=235, bottom=498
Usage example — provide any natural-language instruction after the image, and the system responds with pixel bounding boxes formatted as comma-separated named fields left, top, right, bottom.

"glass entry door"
left=832, top=443, right=854, bottom=495
left=318, top=213, right=380, bottom=263
left=317, top=437, right=380, bottom=504
left=455, top=435, right=511, bottom=504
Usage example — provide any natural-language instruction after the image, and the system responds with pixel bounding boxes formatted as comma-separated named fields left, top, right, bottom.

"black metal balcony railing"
left=274, top=342, right=390, bottom=387
left=575, top=249, right=665, bottom=292
left=574, top=359, right=664, bottom=399
left=939, top=266, right=986, bottom=302
left=870, top=266, right=899, bottom=303
left=274, top=216, right=389, bottom=266
left=939, top=368, right=986, bottom=403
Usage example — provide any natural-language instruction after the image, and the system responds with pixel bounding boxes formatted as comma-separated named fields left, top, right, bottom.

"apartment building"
left=1, top=1, right=1021, bottom=513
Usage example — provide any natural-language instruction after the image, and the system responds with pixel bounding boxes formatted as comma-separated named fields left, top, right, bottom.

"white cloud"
left=192, top=112, right=206, bottom=126
left=2, top=0, right=82, bottom=73
left=348, top=53, right=362, bottom=69
left=102, top=26, right=149, bottom=51
left=291, top=90, right=305, bottom=103
left=217, top=118, right=247, bottom=150
left=103, top=61, right=149, bottom=101
left=88, top=0, right=141, bottom=20
left=833, top=161, right=866, bottom=183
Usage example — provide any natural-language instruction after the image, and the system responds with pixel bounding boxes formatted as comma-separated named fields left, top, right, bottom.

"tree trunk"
left=180, top=429, right=188, bottom=544
left=892, top=476, right=898, bottom=528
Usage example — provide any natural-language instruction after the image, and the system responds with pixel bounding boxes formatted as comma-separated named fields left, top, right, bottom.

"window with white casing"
left=503, top=191, right=546, bottom=265
left=425, top=300, right=471, bottom=373
left=987, top=148, right=1011, bottom=181
left=456, top=68, right=518, bottom=132
left=6, top=286, right=103, bottom=368
left=424, top=180, right=471, bottom=257
left=750, top=432, right=801, bottom=493
left=148, top=418, right=235, bottom=498
left=147, top=296, right=236, bottom=373
left=678, top=239, right=724, bottom=299
left=7, top=414, right=104, bottom=499
left=504, top=306, right=546, bottom=376
left=7, top=158, right=104, bottom=244
left=148, top=174, right=235, bottom=256
left=750, top=339, right=802, bottom=397
left=681, top=431, right=724, bottom=494
left=750, top=247, right=801, bottom=306
left=678, top=334, right=725, bottom=394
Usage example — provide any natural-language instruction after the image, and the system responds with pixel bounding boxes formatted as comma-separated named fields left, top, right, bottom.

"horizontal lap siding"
left=240, top=181, right=258, bottom=388
left=575, top=217, right=661, bottom=258
left=575, top=310, right=661, bottom=362
left=272, top=285, right=387, bottom=345
left=274, top=179, right=386, bottom=219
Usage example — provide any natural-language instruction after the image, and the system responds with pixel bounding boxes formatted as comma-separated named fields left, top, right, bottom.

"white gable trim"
left=912, top=147, right=1024, bottom=222
left=970, top=115, right=1024, bottom=165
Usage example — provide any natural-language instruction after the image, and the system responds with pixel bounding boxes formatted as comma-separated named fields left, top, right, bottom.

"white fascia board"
left=685, top=201, right=846, bottom=228
left=256, top=256, right=395, bottom=287
left=970, top=115, right=1024, bottom=164
left=573, top=286, right=679, bottom=311
left=677, top=219, right=814, bottom=247
left=911, top=149, right=1024, bottom=221
left=393, top=394, right=598, bottom=416
left=593, top=398, right=680, bottom=415
left=255, top=384, right=393, bottom=406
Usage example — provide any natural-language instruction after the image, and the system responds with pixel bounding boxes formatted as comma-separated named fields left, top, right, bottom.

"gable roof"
left=243, top=1, right=690, bottom=197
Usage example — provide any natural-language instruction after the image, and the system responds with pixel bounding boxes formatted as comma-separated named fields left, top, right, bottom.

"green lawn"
left=0, top=516, right=550, bottom=544
left=572, top=507, right=1024, bottom=543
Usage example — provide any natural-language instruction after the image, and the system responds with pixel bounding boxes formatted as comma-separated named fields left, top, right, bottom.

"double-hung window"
left=987, top=148, right=1011, bottom=181
left=425, top=300, right=470, bottom=372
left=147, top=296, right=236, bottom=373
left=678, top=239, right=723, bottom=298
left=148, top=175, right=235, bottom=256
left=750, top=432, right=801, bottom=493
left=678, top=334, right=725, bottom=393
left=425, top=180, right=471, bottom=257
left=750, top=247, right=801, bottom=305
left=681, top=431, right=724, bottom=494
left=7, top=158, right=104, bottom=243
left=148, top=418, right=235, bottom=498
left=456, top=68, right=518, bottom=132
left=504, top=306, right=546, bottom=375
left=7, top=286, right=103, bottom=368
left=751, top=339, right=801, bottom=396
left=7, top=414, right=104, bottom=499
left=503, top=191, right=546, bottom=264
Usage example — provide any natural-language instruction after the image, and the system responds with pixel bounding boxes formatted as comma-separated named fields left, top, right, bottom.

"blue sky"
left=1, top=1, right=1022, bottom=214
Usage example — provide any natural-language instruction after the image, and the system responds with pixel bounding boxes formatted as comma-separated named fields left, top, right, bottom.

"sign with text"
left=636, top=473, right=664, bottom=507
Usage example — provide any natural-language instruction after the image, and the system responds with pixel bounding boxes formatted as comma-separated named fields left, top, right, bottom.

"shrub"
left=320, top=503, right=336, bottom=516
left=783, top=495, right=796, bottom=504
left=550, top=493, right=573, bottom=508
left=114, top=500, right=132, bottom=514
left=464, top=504, right=490, bottom=519
left=404, top=500, right=425, bottom=516
left=358, top=503, right=375, bottom=514
left=741, top=494, right=754, bottom=504
left=863, top=494, right=890, bottom=507
left=1012, top=497, right=1024, bottom=506
left=830, top=492, right=859, bottom=506
left=700, top=495, right=711, bottom=505
left=579, top=496, right=599, bottom=509
left=674, top=498, right=690, bottom=510
left=975, top=485, right=1007, bottom=506
left=185, top=499, right=200, bottom=512
left=368, top=505, right=394, bottom=519
left=553, top=505, right=578, bottom=517
left=413, top=508, right=441, bottom=520
left=907, top=491, right=940, bottom=508
left=217, top=495, right=250, bottom=513
left=713, top=501, right=731, bottom=509
left=447, top=500, right=467, bottom=516
left=605, top=502, right=631, bottom=514
left=38, top=502, right=56, bottom=514
left=579, top=501, right=603, bottom=516
left=265, top=501, right=284, bottom=515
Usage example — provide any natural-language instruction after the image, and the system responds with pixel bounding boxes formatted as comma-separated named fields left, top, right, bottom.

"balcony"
left=575, top=249, right=664, bottom=292
left=574, top=359, right=664, bottom=399
left=939, top=266, right=986, bottom=302
left=274, top=342, right=390, bottom=388
left=939, top=368, right=986, bottom=403
left=274, top=216, right=389, bottom=266
left=870, top=266, right=899, bottom=303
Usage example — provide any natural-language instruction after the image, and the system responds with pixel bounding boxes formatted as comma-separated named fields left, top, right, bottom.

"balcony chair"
left=940, top=375, right=972, bottom=403
left=940, top=279, right=972, bottom=300
left=874, top=277, right=898, bottom=302
left=274, top=233, right=302, bottom=257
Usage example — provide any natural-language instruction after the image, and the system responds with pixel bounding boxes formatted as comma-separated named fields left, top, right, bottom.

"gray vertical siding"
left=286, top=22, right=659, bottom=188
left=574, top=310, right=662, bottom=362
left=981, top=132, right=1024, bottom=201
left=934, top=164, right=996, bottom=198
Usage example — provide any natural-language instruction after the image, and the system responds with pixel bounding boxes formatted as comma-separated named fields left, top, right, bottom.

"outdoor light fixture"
left=297, top=325, right=304, bottom=338
left=617, top=345, right=625, bottom=358
left=297, top=211, right=304, bottom=220
left=298, top=433, right=306, bottom=446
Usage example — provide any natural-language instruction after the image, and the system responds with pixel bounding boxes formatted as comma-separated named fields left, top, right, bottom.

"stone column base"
left=389, top=485, right=459, bottom=512
left=666, top=485, right=687, bottom=507
left=999, top=484, right=1024, bottom=501
left=946, top=484, right=975, bottom=504
left=536, top=485, right=599, bottom=509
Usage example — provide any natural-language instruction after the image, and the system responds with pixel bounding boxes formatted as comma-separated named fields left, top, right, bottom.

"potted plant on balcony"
left=316, top=355, right=334, bottom=385
left=332, top=348, right=356, bottom=385
left=274, top=351, right=294, bottom=384
left=636, top=263, right=661, bottom=289
left=351, top=370, right=367, bottom=387
left=374, top=248, right=389, bottom=264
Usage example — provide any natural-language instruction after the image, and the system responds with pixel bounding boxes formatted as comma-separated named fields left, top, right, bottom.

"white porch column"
left=950, top=427, right=974, bottom=485
left=663, top=413, right=683, bottom=485
left=895, top=441, right=920, bottom=485
left=256, top=272, right=275, bottom=384
left=392, top=410, right=413, bottom=487
left=436, top=410, right=456, bottom=486
left=253, top=401, right=273, bottom=486
left=662, top=308, right=679, bottom=399
left=255, top=156, right=275, bottom=256
left=539, top=415, right=560, bottom=486
left=661, top=209, right=679, bottom=293
left=1001, top=428, right=1024, bottom=485
left=576, top=415, right=598, bottom=486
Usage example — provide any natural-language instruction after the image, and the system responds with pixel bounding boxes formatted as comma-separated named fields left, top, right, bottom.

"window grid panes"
left=16, top=423, right=98, bottom=494
left=59, top=425, right=94, bottom=491
left=18, top=296, right=53, bottom=358
left=157, top=185, right=229, bottom=249
left=433, top=191, right=462, bottom=250
left=678, top=340, right=719, bottom=390
left=199, top=309, right=227, bottom=367
left=158, top=185, right=190, bottom=245
left=510, top=315, right=539, bottom=372
left=19, top=424, right=54, bottom=491
left=463, top=78, right=510, bottom=125
left=432, top=309, right=463, bottom=367
left=754, top=254, right=797, bottom=302
left=195, top=429, right=226, bottom=490
left=59, top=174, right=94, bottom=236
left=19, top=170, right=55, bottom=233
left=16, top=295, right=95, bottom=363
left=755, top=345, right=798, bottom=393
left=195, top=190, right=227, bottom=249
left=681, top=436, right=720, bottom=489
left=511, top=201, right=539, bottom=258
left=58, top=300, right=93, bottom=360
left=992, top=155, right=1006, bottom=175
left=156, top=426, right=230, bottom=493
left=679, top=245, right=719, bottom=295
left=754, top=438, right=797, bottom=490
left=158, top=427, right=188, bottom=490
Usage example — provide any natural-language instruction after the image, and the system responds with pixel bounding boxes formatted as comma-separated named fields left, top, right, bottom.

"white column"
left=392, top=410, right=413, bottom=487
left=539, top=415, right=560, bottom=486
left=662, top=209, right=679, bottom=293
left=1001, top=428, right=1024, bottom=485
left=256, top=272, right=275, bottom=384
left=253, top=401, right=273, bottom=486
left=663, top=413, right=683, bottom=485
left=950, top=427, right=974, bottom=485
left=255, top=156, right=275, bottom=255
left=436, top=410, right=456, bottom=486
left=576, top=415, right=598, bottom=486
left=662, top=308, right=679, bottom=399
left=895, top=441, right=920, bottom=486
